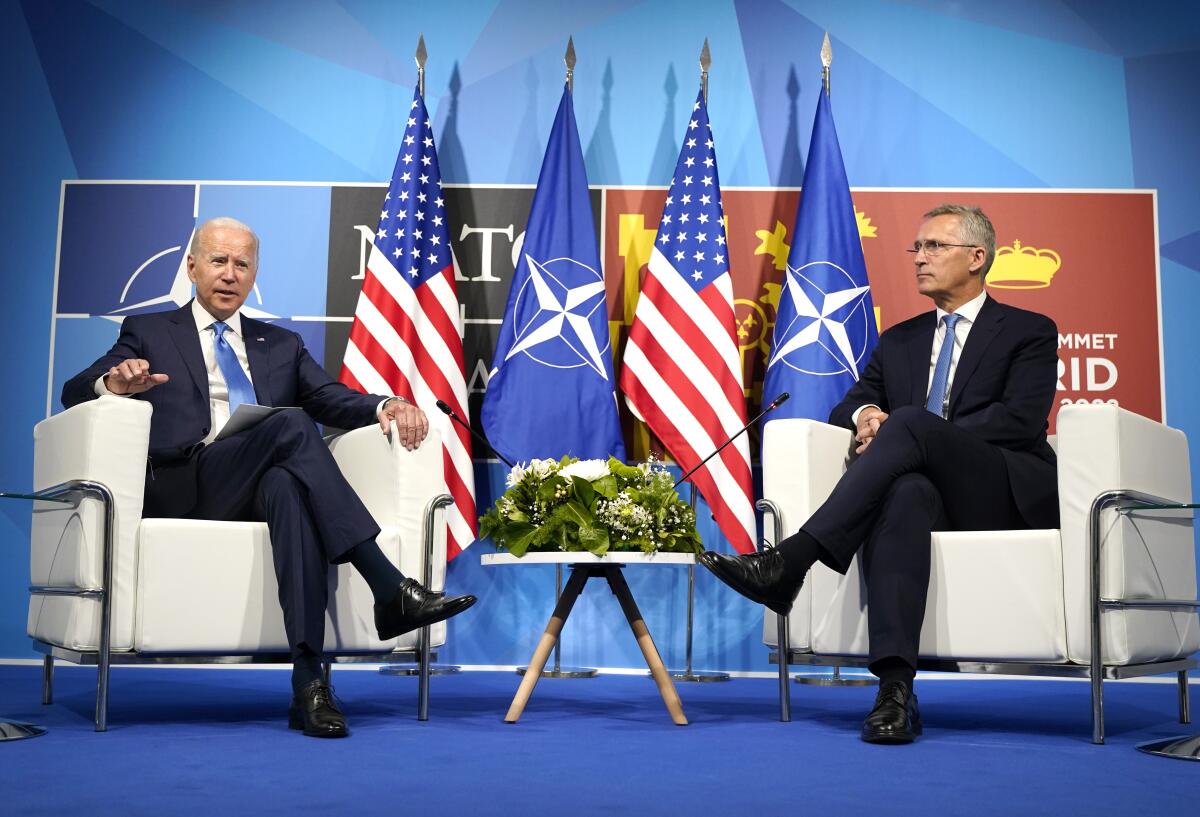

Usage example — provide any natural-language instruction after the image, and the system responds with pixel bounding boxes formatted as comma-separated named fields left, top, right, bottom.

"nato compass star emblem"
left=504, top=254, right=611, bottom=379
left=769, top=260, right=872, bottom=377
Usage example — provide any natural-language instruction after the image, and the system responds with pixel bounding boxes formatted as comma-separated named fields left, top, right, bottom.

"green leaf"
left=578, top=522, right=610, bottom=555
left=591, top=475, right=618, bottom=498
left=572, top=476, right=595, bottom=506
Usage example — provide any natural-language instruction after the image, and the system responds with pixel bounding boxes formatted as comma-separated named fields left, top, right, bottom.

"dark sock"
left=291, top=649, right=324, bottom=694
left=871, top=656, right=916, bottom=690
left=346, top=539, right=406, bottom=604
left=775, top=529, right=821, bottom=585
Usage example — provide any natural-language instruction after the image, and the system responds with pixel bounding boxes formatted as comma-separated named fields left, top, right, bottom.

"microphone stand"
left=666, top=393, right=789, bottom=683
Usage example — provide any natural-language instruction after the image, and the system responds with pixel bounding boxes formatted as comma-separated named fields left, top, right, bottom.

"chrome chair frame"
left=759, top=490, right=1199, bottom=744
left=29, top=480, right=454, bottom=730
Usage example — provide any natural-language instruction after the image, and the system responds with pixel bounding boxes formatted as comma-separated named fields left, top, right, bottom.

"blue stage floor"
left=1, top=664, right=1197, bottom=815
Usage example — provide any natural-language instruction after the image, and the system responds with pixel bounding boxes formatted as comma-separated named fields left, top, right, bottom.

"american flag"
left=340, top=88, right=476, bottom=559
left=620, top=91, right=755, bottom=554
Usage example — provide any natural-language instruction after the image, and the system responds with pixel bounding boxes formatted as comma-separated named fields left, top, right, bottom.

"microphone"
left=434, top=399, right=516, bottom=469
left=672, top=392, right=790, bottom=490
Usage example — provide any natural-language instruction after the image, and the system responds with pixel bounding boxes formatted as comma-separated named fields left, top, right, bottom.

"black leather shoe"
left=697, top=549, right=803, bottom=616
left=288, top=679, right=349, bottom=738
left=374, top=578, right=477, bottom=640
left=861, top=681, right=922, bottom=744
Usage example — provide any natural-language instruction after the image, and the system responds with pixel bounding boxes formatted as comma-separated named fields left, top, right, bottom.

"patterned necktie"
left=925, top=313, right=962, bottom=418
left=211, top=321, right=256, bottom=415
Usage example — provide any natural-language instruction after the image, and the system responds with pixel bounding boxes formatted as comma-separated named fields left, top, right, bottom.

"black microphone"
left=434, top=399, right=516, bottom=468
left=672, top=392, right=790, bottom=489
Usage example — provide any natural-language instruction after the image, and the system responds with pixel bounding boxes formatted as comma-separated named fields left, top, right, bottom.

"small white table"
left=482, top=552, right=694, bottom=725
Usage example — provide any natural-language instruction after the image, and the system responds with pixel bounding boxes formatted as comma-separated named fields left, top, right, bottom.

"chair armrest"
left=28, top=396, right=152, bottom=651
left=327, top=427, right=448, bottom=590
left=762, top=418, right=854, bottom=532
left=1056, top=403, right=1197, bottom=664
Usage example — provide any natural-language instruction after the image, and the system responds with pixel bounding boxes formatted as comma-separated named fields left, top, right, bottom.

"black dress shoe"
left=861, top=681, right=922, bottom=744
left=288, top=679, right=349, bottom=738
left=697, top=549, right=803, bottom=616
left=374, top=578, right=477, bottom=640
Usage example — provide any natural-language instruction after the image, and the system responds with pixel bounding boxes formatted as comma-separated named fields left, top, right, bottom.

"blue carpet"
left=0, top=664, right=1197, bottom=815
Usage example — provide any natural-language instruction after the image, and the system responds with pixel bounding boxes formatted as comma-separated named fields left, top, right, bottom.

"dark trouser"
left=184, top=409, right=380, bottom=657
left=801, top=406, right=1030, bottom=670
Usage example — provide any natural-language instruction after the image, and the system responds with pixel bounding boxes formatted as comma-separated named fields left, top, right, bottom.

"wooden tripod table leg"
left=604, top=567, right=688, bottom=725
left=504, top=566, right=591, bottom=723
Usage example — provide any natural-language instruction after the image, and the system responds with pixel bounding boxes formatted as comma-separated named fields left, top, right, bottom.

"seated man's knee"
left=263, top=407, right=322, bottom=443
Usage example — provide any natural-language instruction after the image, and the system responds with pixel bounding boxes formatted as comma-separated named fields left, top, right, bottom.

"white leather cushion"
left=133, top=520, right=444, bottom=653
left=810, top=529, right=1069, bottom=662
left=28, top=397, right=151, bottom=652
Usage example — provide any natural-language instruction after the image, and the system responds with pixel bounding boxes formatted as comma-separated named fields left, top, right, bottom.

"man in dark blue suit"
left=62, top=217, right=476, bottom=738
left=701, top=205, right=1059, bottom=743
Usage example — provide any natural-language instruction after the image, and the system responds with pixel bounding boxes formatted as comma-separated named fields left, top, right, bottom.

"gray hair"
left=923, top=203, right=995, bottom=276
left=189, top=216, right=260, bottom=264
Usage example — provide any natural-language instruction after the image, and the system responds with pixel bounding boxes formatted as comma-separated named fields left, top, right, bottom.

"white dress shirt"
left=852, top=290, right=989, bottom=426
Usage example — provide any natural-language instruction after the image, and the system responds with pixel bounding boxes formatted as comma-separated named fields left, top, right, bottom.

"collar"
left=192, top=298, right=244, bottom=337
left=935, top=289, right=987, bottom=326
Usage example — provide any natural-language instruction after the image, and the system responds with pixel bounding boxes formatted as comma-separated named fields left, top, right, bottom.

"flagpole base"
left=665, top=670, right=730, bottom=682
left=517, top=666, right=598, bottom=679
left=378, top=665, right=461, bottom=677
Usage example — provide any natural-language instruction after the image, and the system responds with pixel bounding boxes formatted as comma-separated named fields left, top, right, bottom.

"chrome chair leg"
left=42, top=655, right=53, bottom=705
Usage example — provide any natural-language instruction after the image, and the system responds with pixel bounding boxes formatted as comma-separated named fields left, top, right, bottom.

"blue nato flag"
left=481, top=85, right=625, bottom=463
left=763, top=86, right=878, bottom=424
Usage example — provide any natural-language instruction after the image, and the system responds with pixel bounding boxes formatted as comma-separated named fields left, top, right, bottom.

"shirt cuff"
left=850, top=404, right=881, bottom=427
left=376, top=395, right=409, bottom=420
left=94, top=374, right=126, bottom=397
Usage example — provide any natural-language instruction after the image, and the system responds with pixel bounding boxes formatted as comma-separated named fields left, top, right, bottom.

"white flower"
left=505, top=463, right=528, bottom=488
left=527, top=458, right=559, bottom=479
left=559, top=459, right=610, bottom=482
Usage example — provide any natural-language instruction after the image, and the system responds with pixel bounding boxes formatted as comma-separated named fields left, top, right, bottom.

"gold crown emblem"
left=986, top=240, right=1061, bottom=289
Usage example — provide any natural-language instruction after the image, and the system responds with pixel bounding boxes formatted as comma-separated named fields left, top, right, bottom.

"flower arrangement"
left=479, top=456, right=702, bottom=557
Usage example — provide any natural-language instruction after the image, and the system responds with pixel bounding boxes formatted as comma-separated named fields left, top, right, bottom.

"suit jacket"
left=829, top=296, right=1059, bottom=528
left=61, top=302, right=388, bottom=517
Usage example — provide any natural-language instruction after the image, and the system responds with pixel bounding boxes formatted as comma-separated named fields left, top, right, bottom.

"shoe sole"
left=377, top=594, right=478, bottom=641
left=697, top=554, right=794, bottom=617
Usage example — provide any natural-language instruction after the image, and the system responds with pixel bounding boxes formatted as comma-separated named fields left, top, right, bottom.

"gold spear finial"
left=415, top=34, right=427, bottom=97
left=820, top=32, right=832, bottom=95
left=565, top=36, right=576, bottom=93
left=699, top=38, right=711, bottom=103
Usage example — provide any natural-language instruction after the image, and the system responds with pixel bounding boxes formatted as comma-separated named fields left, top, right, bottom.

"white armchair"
left=26, top=395, right=453, bottom=730
left=759, top=404, right=1200, bottom=743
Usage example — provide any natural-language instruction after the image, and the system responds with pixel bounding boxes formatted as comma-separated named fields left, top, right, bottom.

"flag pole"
left=416, top=33, right=427, bottom=97
left=515, top=33, right=598, bottom=683
left=671, top=36, right=730, bottom=685
left=820, top=31, right=831, bottom=96
left=564, top=36, right=576, bottom=93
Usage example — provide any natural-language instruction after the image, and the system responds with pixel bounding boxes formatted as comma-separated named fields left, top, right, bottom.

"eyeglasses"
left=907, top=240, right=978, bottom=257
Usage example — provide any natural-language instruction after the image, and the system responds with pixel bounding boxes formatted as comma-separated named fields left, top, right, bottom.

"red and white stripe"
left=341, top=248, right=476, bottom=559
left=621, top=247, right=755, bottom=554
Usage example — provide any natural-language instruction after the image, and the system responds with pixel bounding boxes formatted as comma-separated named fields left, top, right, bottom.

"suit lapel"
left=168, top=303, right=208, bottom=402
left=906, top=313, right=937, bottom=408
left=241, top=316, right=272, bottom=406
left=947, top=296, right=1003, bottom=416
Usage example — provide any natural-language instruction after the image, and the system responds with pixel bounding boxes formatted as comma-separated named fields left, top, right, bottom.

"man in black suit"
left=701, top=204, right=1058, bottom=743
left=62, top=217, right=476, bottom=738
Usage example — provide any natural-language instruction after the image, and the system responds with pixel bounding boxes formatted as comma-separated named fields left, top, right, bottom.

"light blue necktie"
left=211, top=321, right=256, bottom=414
left=925, top=313, right=962, bottom=418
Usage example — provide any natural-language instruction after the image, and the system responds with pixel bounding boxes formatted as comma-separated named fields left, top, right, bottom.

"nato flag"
left=481, top=85, right=625, bottom=463
left=763, top=87, right=878, bottom=424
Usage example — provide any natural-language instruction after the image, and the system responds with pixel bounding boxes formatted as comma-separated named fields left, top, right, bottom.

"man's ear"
left=968, top=247, right=987, bottom=275
left=186, top=254, right=197, bottom=284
